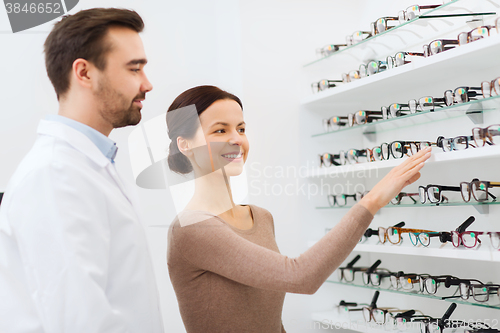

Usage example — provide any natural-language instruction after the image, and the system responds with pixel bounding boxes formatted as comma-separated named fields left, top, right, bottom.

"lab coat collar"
left=37, top=119, right=110, bottom=168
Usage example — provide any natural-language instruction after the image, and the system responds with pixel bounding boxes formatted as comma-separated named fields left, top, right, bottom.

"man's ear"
left=72, top=58, right=94, bottom=90
left=177, top=137, right=192, bottom=157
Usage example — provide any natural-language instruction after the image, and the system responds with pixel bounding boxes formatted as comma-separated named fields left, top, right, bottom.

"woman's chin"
left=223, top=163, right=244, bottom=177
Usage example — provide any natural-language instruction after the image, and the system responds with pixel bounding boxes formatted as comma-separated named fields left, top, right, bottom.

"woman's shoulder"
left=247, top=204, right=273, bottom=221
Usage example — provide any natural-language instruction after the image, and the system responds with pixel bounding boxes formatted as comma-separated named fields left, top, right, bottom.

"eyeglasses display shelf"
left=302, top=35, right=500, bottom=115
left=304, top=0, right=498, bottom=69
left=312, top=96, right=500, bottom=139
left=306, top=144, right=500, bottom=178
left=307, top=240, right=500, bottom=262
left=323, top=281, right=500, bottom=310
left=310, top=310, right=387, bottom=333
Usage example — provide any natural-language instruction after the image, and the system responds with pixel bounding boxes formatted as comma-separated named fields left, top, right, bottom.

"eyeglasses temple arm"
left=441, top=303, right=457, bottom=322
left=367, top=260, right=382, bottom=274
left=369, top=290, right=379, bottom=309
left=456, top=216, right=475, bottom=233
left=339, top=300, right=358, bottom=306
left=440, top=186, right=461, bottom=191
left=393, top=221, right=405, bottom=228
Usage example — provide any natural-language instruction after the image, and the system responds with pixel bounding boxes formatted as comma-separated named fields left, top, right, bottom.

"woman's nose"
left=228, top=130, right=242, bottom=145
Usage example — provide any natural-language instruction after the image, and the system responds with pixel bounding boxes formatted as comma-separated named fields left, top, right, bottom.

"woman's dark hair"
left=166, top=85, right=243, bottom=175
left=44, top=8, right=144, bottom=100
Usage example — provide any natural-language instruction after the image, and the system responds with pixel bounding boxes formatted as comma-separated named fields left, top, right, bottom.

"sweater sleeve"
left=171, top=203, right=373, bottom=295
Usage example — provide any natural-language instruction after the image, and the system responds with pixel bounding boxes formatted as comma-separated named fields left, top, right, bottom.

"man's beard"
left=94, top=75, right=144, bottom=129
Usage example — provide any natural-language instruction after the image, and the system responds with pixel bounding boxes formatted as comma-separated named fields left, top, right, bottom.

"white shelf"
left=301, top=34, right=500, bottom=114
left=307, top=241, right=500, bottom=262
left=311, top=310, right=388, bottom=333
left=307, top=144, right=500, bottom=178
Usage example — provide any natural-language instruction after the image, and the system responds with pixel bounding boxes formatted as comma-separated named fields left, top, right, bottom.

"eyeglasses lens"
left=452, top=136, right=468, bottom=150
left=322, top=119, right=330, bottom=132
left=376, top=18, right=386, bottom=34
left=458, top=32, right=469, bottom=46
left=494, top=78, right=500, bottom=96
left=461, top=231, right=478, bottom=248
left=487, top=124, right=500, bottom=145
left=429, top=40, right=443, bottom=55
left=409, top=232, right=418, bottom=245
left=362, top=307, right=371, bottom=321
left=354, top=111, right=366, bottom=125
left=343, top=268, right=354, bottom=281
left=472, top=181, right=488, bottom=201
left=444, top=90, right=454, bottom=106
left=348, top=70, right=360, bottom=80
left=367, top=61, right=379, bottom=76
left=372, top=146, right=383, bottom=161
left=472, top=285, right=489, bottom=302
left=460, top=182, right=471, bottom=202
left=371, top=273, right=381, bottom=286
left=482, top=81, right=492, bottom=98
left=359, top=64, right=367, bottom=78
left=418, top=186, right=426, bottom=203
left=406, top=5, right=419, bottom=20
left=400, top=276, right=413, bottom=290
left=352, top=31, right=364, bottom=44
left=387, top=227, right=400, bottom=244
left=398, top=10, right=406, bottom=24
left=341, top=73, right=349, bottom=83
left=330, top=117, right=341, bottom=130
left=373, top=309, right=385, bottom=323
left=381, top=143, right=390, bottom=160
left=442, top=138, right=452, bottom=152
left=362, top=272, right=370, bottom=285
left=389, top=104, right=401, bottom=117
left=490, top=232, right=500, bottom=249
left=390, top=275, right=398, bottom=288
left=409, top=99, right=418, bottom=113
left=470, top=27, right=489, bottom=42
left=419, top=97, right=434, bottom=111
left=395, top=52, right=406, bottom=67
left=425, top=278, right=437, bottom=294
left=451, top=231, right=461, bottom=247
left=378, top=227, right=386, bottom=243
left=390, top=141, right=405, bottom=158
left=454, top=87, right=468, bottom=103
left=420, top=233, right=431, bottom=246
left=460, top=282, right=469, bottom=299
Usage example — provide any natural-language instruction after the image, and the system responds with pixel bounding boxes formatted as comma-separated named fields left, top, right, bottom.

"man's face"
left=93, top=26, right=152, bottom=128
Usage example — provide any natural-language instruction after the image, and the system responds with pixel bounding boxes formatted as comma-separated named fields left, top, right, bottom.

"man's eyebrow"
left=126, top=59, right=148, bottom=66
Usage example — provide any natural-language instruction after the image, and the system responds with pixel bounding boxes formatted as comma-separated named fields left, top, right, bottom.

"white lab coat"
left=0, top=120, right=164, bottom=333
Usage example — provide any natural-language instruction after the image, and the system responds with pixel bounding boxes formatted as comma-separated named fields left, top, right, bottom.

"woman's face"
left=187, top=99, right=248, bottom=177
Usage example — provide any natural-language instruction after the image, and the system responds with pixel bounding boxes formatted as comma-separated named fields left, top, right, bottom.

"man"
left=0, top=8, right=164, bottom=333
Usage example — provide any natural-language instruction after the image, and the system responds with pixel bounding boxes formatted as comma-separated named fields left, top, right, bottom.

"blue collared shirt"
left=45, top=115, right=118, bottom=163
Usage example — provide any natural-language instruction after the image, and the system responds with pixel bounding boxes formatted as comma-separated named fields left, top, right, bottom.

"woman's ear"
left=177, top=137, right=193, bottom=157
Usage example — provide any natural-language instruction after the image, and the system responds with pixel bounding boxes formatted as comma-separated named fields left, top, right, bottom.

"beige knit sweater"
left=167, top=203, right=373, bottom=333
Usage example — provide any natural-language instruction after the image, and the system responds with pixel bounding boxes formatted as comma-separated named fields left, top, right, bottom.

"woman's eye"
left=239, top=128, right=245, bottom=133
left=215, top=129, right=225, bottom=133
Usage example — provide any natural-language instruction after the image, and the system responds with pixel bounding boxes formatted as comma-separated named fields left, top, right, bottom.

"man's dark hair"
left=44, top=8, right=144, bottom=100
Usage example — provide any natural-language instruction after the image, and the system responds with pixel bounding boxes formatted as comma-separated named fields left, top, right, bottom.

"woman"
left=166, top=86, right=431, bottom=333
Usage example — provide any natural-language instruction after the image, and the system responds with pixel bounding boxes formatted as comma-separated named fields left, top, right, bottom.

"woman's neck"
left=186, top=169, right=236, bottom=215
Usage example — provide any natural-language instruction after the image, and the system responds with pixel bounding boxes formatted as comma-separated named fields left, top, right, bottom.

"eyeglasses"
left=481, top=77, right=500, bottom=98
left=382, top=103, right=413, bottom=119
left=367, top=60, right=388, bottom=76
left=347, top=149, right=369, bottom=164
left=361, top=221, right=403, bottom=243
left=316, top=44, right=347, bottom=57
left=379, top=141, right=434, bottom=160
left=472, top=124, right=500, bottom=147
left=348, top=110, right=384, bottom=126
left=436, top=135, right=476, bottom=152
left=346, top=31, right=372, bottom=46
left=371, top=17, right=399, bottom=35
left=423, top=39, right=459, bottom=57
left=387, top=51, right=424, bottom=69
left=398, top=4, right=442, bottom=24
left=363, top=307, right=413, bottom=324
left=459, top=282, right=500, bottom=302
left=378, top=226, right=435, bottom=245
left=449, top=86, right=483, bottom=104
left=458, top=25, right=495, bottom=46
left=419, top=275, right=461, bottom=294
left=328, top=194, right=357, bottom=207
left=460, top=178, right=500, bottom=203
left=418, top=184, right=461, bottom=204
left=391, top=192, right=419, bottom=205
left=362, top=268, right=393, bottom=286
left=409, top=96, right=447, bottom=112
left=450, top=230, right=483, bottom=248
left=409, top=232, right=443, bottom=247
left=311, top=79, right=343, bottom=93
left=322, top=116, right=348, bottom=132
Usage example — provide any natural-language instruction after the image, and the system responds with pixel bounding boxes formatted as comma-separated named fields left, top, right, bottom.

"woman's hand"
left=359, top=147, right=432, bottom=215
